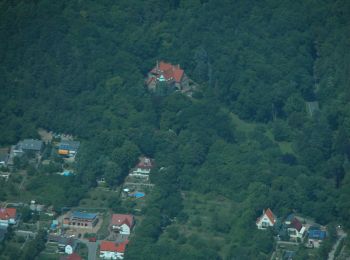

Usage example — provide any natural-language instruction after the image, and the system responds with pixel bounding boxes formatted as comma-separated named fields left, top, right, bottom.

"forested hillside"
left=0, top=0, right=349, bottom=259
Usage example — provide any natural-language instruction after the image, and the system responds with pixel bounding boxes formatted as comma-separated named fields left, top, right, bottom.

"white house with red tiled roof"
left=146, top=61, right=190, bottom=95
left=99, top=240, right=129, bottom=260
left=0, top=208, right=17, bottom=227
left=111, top=214, right=134, bottom=235
left=256, top=208, right=276, bottom=229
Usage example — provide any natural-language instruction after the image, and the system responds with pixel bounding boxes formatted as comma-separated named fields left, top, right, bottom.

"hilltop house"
left=146, top=61, right=190, bottom=95
left=100, top=240, right=129, bottom=260
left=111, top=214, right=134, bottom=235
left=63, top=211, right=99, bottom=229
left=129, top=157, right=154, bottom=178
left=58, top=140, right=80, bottom=157
left=0, top=208, right=17, bottom=227
left=256, top=208, right=276, bottom=229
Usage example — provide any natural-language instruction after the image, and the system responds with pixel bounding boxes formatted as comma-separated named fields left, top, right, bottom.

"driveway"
left=79, top=239, right=99, bottom=260
left=328, top=229, right=347, bottom=260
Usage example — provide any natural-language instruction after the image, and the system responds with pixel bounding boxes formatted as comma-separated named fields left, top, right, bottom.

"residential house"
left=0, top=208, right=17, bottom=227
left=58, top=140, right=80, bottom=157
left=15, top=139, right=43, bottom=155
left=146, top=61, right=190, bottom=95
left=49, top=235, right=77, bottom=255
left=99, top=240, right=129, bottom=260
left=130, top=157, right=154, bottom=178
left=256, top=208, right=276, bottom=229
left=63, top=211, right=99, bottom=229
left=287, top=217, right=306, bottom=240
left=111, top=214, right=134, bottom=235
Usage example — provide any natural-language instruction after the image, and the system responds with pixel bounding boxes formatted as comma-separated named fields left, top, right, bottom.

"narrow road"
left=328, top=229, right=347, bottom=260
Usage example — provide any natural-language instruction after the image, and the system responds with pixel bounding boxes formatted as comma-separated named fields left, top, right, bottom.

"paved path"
left=328, top=229, right=347, bottom=260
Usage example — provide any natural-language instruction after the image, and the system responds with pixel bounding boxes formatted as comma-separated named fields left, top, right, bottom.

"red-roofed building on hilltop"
left=146, top=61, right=190, bottom=95
left=256, top=208, right=276, bottom=229
left=100, top=240, right=129, bottom=260
left=0, top=208, right=17, bottom=227
left=111, top=214, right=134, bottom=235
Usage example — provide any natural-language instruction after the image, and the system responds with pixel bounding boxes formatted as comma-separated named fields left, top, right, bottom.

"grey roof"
left=19, top=139, right=43, bottom=151
left=0, top=153, right=8, bottom=162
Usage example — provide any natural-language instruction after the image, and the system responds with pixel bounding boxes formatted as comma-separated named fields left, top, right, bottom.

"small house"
left=0, top=208, right=17, bottom=227
left=99, top=240, right=129, bottom=260
left=111, top=214, right=134, bottom=235
left=256, top=208, right=276, bottom=229
left=287, top=218, right=306, bottom=240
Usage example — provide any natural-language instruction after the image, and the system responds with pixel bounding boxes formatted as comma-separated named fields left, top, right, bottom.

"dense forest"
left=0, top=0, right=349, bottom=259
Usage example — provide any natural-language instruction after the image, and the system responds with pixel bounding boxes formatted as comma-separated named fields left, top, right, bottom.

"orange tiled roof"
left=100, top=240, right=129, bottom=253
left=151, top=61, right=184, bottom=83
left=100, top=241, right=118, bottom=252
left=111, top=214, right=134, bottom=228
left=116, top=240, right=129, bottom=253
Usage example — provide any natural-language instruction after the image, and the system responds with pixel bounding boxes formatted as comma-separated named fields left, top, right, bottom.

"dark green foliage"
left=0, top=0, right=349, bottom=259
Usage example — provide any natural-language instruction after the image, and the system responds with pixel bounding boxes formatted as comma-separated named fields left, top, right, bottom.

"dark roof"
left=59, top=140, right=80, bottom=151
left=71, top=211, right=97, bottom=220
left=20, top=139, right=43, bottom=151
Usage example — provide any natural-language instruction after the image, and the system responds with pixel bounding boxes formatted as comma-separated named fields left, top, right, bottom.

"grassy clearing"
left=230, top=112, right=256, bottom=133
left=79, top=187, right=116, bottom=209
left=230, top=111, right=295, bottom=154
left=164, top=191, right=238, bottom=257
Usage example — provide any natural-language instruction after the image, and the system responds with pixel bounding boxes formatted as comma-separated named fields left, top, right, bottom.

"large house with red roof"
left=111, top=214, right=134, bottom=235
left=99, top=240, right=129, bottom=260
left=146, top=61, right=190, bottom=95
left=256, top=208, right=276, bottom=229
left=0, top=208, right=17, bottom=227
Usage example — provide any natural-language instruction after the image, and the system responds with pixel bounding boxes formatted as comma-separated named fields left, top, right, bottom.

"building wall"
left=100, top=251, right=118, bottom=260
left=68, top=218, right=98, bottom=228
